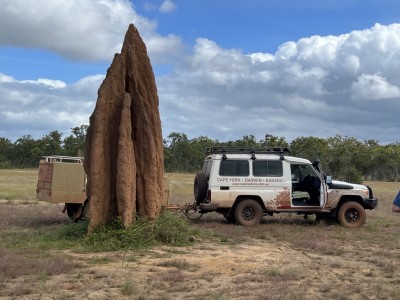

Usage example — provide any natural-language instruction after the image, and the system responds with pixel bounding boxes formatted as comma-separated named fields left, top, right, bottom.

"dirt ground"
left=1, top=200, right=400, bottom=300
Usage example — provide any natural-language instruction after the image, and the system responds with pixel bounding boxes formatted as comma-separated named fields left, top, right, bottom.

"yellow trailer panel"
left=36, top=156, right=87, bottom=204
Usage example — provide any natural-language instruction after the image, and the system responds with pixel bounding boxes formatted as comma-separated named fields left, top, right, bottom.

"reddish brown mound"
left=84, top=24, right=164, bottom=231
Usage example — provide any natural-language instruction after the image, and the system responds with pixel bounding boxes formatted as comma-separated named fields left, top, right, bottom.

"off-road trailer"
left=36, top=155, right=171, bottom=221
left=36, top=156, right=88, bottom=220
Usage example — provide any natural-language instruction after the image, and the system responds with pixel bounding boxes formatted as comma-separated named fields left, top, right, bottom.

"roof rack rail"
left=206, top=147, right=291, bottom=155
left=41, top=156, right=84, bottom=163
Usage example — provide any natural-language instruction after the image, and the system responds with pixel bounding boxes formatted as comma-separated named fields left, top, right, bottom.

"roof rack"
left=206, top=147, right=290, bottom=154
left=206, top=147, right=291, bottom=155
left=206, top=147, right=291, bottom=160
left=41, top=156, right=84, bottom=163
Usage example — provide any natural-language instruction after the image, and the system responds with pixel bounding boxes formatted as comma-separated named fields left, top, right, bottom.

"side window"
left=219, top=160, right=249, bottom=176
left=292, top=164, right=316, bottom=177
left=253, top=160, right=283, bottom=177
left=202, top=161, right=212, bottom=177
left=291, top=164, right=320, bottom=183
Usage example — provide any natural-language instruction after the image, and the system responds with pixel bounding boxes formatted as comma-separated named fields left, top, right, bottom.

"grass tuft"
left=154, top=210, right=194, bottom=245
left=157, top=259, right=198, bottom=271
left=121, top=281, right=136, bottom=296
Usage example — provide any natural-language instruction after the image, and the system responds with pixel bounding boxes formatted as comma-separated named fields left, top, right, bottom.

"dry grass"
left=156, top=258, right=198, bottom=271
left=1, top=170, right=400, bottom=299
left=165, top=172, right=194, bottom=205
left=0, top=246, right=76, bottom=279
left=0, top=169, right=37, bottom=200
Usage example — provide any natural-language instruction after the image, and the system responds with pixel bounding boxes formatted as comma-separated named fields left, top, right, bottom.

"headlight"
left=362, top=189, right=369, bottom=197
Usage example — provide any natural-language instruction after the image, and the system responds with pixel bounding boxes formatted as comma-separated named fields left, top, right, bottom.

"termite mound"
left=84, top=24, right=163, bottom=232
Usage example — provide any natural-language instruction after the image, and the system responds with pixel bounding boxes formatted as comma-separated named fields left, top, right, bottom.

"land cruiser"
left=193, top=147, right=378, bottom=228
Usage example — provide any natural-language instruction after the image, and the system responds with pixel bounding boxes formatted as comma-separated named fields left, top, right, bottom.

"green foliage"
left=153, top=210, right=193, bottom=245
left=2, top=212, right=195, bottom=253
left=3, top=221, right=88, bottom=250
left=1, top=126, right=400, bottom=182
left=0, top=161, right=12, bottom=169
left=0, top=126, right=88, bottom=168
left=83, top=212, right=195, bottom=251
left=57, top=220, right=89, bottom=240
left=163, top=131, right=400, bottom=182
left=83, top=217, right=154, bottom=251
left=63, top=125, right=88, bottom=156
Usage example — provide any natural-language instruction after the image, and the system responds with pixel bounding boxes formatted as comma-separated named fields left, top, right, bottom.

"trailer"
left=36, top=155, right=171, bottom=221
left=36, top=156, right=87, bottom=220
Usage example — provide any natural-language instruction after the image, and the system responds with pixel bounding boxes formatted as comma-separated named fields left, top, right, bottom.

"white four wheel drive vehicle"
left=193, top=147, right=378, bottom=228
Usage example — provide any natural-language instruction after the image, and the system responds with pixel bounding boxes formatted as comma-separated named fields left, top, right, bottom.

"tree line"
left=163, top=132, right=400, bottom=183
left=0, top=126, right=399, bottom=183
left=0, top=125, right=88, bottom=169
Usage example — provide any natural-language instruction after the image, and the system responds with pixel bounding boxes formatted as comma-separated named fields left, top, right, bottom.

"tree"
left=164, top=132, right=190, bottom=172
left=259, top=134, right=288, bottom=148
left=11, top=135, right=38, bottom=167
left=0, top=137, right=13, bottom=168
left=326, top=135, right=365, bottom=183
left=40, top=130, right=63, bottom=155
left=63, top=125, right=88, bottom=156
left=290, top=136, right=329, bottom=167
left=234, top=135, right=258, bottom=147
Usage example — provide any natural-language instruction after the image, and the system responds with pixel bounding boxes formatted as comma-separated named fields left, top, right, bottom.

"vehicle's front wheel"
left=235, top=199, right=263, bottom=226
left=337, top=201, right=366, bottom=228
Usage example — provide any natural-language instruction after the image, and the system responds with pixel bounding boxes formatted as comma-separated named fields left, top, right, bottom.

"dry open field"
left=1, top=170, right=400, bottom=299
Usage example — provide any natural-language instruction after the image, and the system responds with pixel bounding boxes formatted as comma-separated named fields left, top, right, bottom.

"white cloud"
left=351, top=73, right=400, bottom=101
left=159, top=0, right=176, bottom=13
left=0, top=74, right=102, bottom=140
left=1, top=4, right=400, bottom=144
left=0, top=73, right=15, bottom=83
left=159, top=23, right=400, bottom=143
left=20, top=79, right=67, bottom=89
left=0, top=0, right=184, bottom=63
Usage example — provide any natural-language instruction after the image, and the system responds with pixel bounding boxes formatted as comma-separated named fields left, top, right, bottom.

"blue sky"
left=1, top=0, right=400, bottom=144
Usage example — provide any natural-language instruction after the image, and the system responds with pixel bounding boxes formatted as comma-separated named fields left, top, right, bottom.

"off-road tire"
left=66, top=203, right=84, bottom=223
left=194, top=172, right=208, bottom=204
left=235, top=199, right=263, bottom=226
left=337, top=201, right=366, bottom=228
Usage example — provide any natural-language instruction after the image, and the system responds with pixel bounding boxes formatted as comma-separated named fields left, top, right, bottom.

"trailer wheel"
left=65, top=203, right=84, bottom=222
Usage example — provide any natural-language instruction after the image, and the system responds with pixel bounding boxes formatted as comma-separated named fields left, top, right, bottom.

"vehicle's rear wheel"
left=194, top=172, right=208, bottom=204
left=235, top=199, right=263, bottom=226
left=337, top=201, right=366, bottom=228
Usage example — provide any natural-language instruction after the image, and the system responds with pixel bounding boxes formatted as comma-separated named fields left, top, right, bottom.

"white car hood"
left=332, top=180, right=367, bottom=190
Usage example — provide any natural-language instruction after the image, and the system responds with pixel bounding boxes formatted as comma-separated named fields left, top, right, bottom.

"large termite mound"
left=84, top=24, right=163, bottom=231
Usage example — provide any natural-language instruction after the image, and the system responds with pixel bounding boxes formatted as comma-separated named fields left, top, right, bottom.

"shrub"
left=153, top=210, right=193, bottom=245
left=83, top=217, right=154, bottom=251
left=82, top=211, right=195, bottom=251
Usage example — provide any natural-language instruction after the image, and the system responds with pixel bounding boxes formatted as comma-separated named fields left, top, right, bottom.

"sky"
left=1, top=0, right=400, bottom=144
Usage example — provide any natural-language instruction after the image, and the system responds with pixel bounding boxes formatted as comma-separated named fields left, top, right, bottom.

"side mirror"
left=326, top=176, right=332, bottom=184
